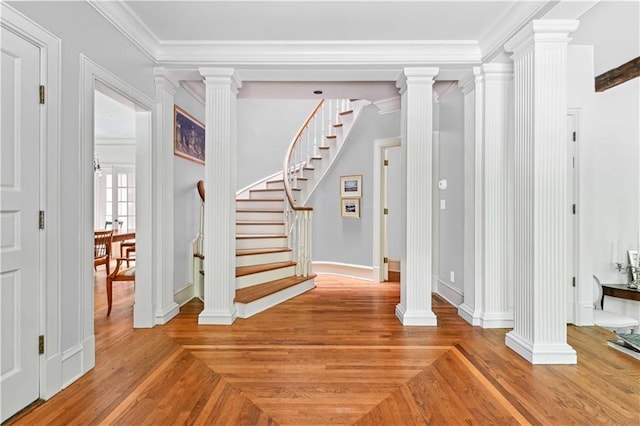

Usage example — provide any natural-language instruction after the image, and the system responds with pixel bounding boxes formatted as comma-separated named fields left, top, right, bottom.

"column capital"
left=504, top=19, right=579, bottom=57
left=199, top=67, right=242, bottom=94
left=458, top=66, right=483, bottom=95
left=396, top=67, right=439, bottom=95
left=153, top=67, right=178, bottom=95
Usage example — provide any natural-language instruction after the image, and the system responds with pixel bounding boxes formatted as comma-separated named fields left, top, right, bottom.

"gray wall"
left=173, top=88, right=205, bottom=293
left=309, top=105, right=400, bottom=266
left=237, top=99, right=317, bottom=190
left=437, top=91, right=465, bottom=293
left=9, top=1, right=156, bottom=352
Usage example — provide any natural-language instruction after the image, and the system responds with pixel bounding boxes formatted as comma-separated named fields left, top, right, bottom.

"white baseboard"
left=198, top=308, right=238, bottom=325
left=175, top=283, right=195, bottom=306
left=61, top=342, right=85, bottom=389
left=155, top=301, right=180, bottom=325
left=312, top=261, right=373, bottom=281
left=506, top=331, right=577, bottom=365
left=436, top=279, right=463, bottom=307
left=395, top=303, right=438, bottom=326
left=458, top=303, right=481, bottom=326
left=388, top=258, right=400, bottom=272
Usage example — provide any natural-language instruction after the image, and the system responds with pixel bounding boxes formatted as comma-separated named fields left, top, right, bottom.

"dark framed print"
left=341, top=198, right=360, bottom=218
left=174, top=105, right=205, bottom=165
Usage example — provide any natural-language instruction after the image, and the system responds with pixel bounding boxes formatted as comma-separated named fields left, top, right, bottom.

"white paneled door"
left=1, top=27, right=42, bottom=421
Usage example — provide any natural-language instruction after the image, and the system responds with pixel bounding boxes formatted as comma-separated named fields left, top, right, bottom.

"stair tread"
left=236, top=221, right=284, bottom=225
left=333, top=123, right=344, bottom=128
left=236, top=248, right=292, bottom=256
left=237, top=209, right=283, bottom=213
left=235, top=274, right=317, bottom=304
left=250, top=188, right=284, bottom=192
left=194, top=253, right=204, bottom=259
left=303, top=166, right=315, bottom=170
left=319, top=146, right=330, bottom=150
left=296, top=177, right=308, bottom=181
left=326, top=135, right=337, bottom=139
left=236, top=261, right=296, bottom=277
left=237, top=198, right=285, bottom=202
left=339, top=110, right=353, bottom=115
left=310, top=156, right=322, bottom=160
left=236, top=234, right=286, bottom=239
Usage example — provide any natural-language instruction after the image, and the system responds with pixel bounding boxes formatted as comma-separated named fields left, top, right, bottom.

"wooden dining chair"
left=120, top=240, right=136, bottom=267
left=106, top=257, right=135, bottom=316
left=94, top=230, right=114, bottom=275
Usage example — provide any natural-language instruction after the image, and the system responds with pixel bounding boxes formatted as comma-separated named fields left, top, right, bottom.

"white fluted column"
left=504, top=20, right=579, bottom=364
left=152, top=68, right=180, bottom=325
left=396, top=67, right=439, bottom=326
left=481, top=63, right=514, bottom=328
left=198, top=68, right=242, bottom=325
left=458, top=67, right=484, bottom=326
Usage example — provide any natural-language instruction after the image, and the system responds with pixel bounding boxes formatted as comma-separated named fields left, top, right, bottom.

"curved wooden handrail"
left=282, top=100, right=323, bottom=211
left=197, top=180, right=205, bottom=202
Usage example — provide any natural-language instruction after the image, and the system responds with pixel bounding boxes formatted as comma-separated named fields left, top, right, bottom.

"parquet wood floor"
left=7, top=273, right=639, bottom=425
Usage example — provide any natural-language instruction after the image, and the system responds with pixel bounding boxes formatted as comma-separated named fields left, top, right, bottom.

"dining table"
left=110, top=229, right=135, bottom=243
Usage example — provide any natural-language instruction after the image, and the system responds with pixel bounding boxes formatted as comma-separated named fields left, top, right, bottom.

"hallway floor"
left=7, top=275, right=639, bottom=425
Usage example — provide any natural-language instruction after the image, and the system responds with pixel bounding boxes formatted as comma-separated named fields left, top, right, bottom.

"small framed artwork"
left=341, top=198, right=360, bottom=218
left=340, top=174, right=362, bottom=198
left=174, top=105, right=205, bottom=165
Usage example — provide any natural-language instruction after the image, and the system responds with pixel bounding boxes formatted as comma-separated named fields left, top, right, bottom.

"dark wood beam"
left=595, top=56, right=640, bottom=92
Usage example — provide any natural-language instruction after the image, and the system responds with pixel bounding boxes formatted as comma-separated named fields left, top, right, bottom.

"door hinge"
left=384, top=159, right=389, bottom=166
left=383, top=257, right=389, bottom=264
left=39, top=210, right=45, bottom=229
left=39, top=335, right=45, bottom=354
left=572, top=204, right=576, bottom=215
left=572, top=131, right=576, bottom=142
left=383, top=208, right=389, bottom=215
left=39, top=85, right=45, bottom=104
left=572, top=277, right=576, bottom=287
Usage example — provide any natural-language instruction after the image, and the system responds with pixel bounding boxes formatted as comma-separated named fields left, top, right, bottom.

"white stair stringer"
left=299, top=99, right=371, bottom=204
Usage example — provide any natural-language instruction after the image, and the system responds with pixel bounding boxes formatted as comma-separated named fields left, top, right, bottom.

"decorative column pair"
left=458, top=64, right=515, bottom=328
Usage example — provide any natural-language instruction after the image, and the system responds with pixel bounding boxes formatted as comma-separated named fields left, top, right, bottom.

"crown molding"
left=479, top=0, right=557, bottom=63
left=87, top=0, right=160, bottom=61
left=154, top=40, right=481, bottom=66
left=374, top=97, right=401, bottom=115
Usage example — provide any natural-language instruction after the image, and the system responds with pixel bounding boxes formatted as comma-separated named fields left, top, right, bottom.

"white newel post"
left=198, top=68, right=242, bottom=325
left=458, top=67, right=484, bottom=326
left=396, top=67, right=439, bottom=326
left=152, top=68, right=180, bottom=325
left=481, top=63, right=514, bottom=328
left=504, top=20, right=579, bottom=364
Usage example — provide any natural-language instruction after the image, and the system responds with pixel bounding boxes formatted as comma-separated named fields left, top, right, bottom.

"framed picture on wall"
left=340, top=174, right=362, bottom=198
left=341, top=198, right=360, bottom=218
left=174, top=105, right=205, bottom=165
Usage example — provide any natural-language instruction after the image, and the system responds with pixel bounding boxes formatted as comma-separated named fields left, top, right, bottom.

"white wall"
left=436, top=90, right=465, bottom=294
left=568, top=1, right=640, bottom=288
left=173, top=88, right=205, bottom=293
left=309, top=105, right=400, bottom=267
left=8, top=1, right=156, bottom=352
left=95, top=139, right=135, bottom=166
left=237, top=99, right=317, bottom=190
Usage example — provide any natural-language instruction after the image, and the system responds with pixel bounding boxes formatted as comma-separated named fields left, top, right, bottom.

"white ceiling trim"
left=88, top=0, right=159, bottom=60
left=155, top=40, right=482, bottom=66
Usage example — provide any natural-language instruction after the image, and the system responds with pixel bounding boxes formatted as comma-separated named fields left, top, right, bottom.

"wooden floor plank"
left=6, top=274, right=640, bottom=425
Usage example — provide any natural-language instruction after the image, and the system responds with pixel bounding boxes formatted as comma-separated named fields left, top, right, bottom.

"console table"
left=601, top=283, right=640, bottom=309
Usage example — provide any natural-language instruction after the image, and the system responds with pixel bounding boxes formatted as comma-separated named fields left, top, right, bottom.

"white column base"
left=155, top=301, right=180, bottom=325
left=506, top=331, right=576, bottom=364
left=480, top=311, right=514, bottom=329
left=458, top=303, right=481, bottom=326
left=198, top=308, right=237, bottom=325
left=396, top=304, right=438, bottom=326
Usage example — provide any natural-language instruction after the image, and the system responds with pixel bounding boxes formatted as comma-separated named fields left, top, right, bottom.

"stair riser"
left=236, top=237, right=288, bottom=250
left=250, top=190, right=285, bottom=200
left=236, top=265, right=296, bottom=289
left=236, top=211, right=284, bottom=222
left=266, top=181, right=285, bottom=190
left=236, top=224, right=285, bottom=235
left=236, top=250, right=292, bottom=267
left=236, top=200, right=283, bottom=210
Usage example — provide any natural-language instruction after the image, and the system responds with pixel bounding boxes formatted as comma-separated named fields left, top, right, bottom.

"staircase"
left=195, top=99, right=367, bottom=319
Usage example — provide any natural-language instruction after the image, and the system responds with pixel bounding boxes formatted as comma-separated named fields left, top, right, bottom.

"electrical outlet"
left=450, top=271, right=455, bottom=283
left=440, top=199, right=446, bottom=210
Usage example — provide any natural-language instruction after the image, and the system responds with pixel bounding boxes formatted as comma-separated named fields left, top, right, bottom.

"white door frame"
left=373, top=137, right=401, bottom=282
left=567, top=109, right=580, bottom=324
left=1, top=4, right=61, bottom=401
left=79, top=57, right=156, bottom=361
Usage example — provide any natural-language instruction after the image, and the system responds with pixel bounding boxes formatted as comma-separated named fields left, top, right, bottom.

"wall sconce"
left=93, top=158, right=103, bottom=178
